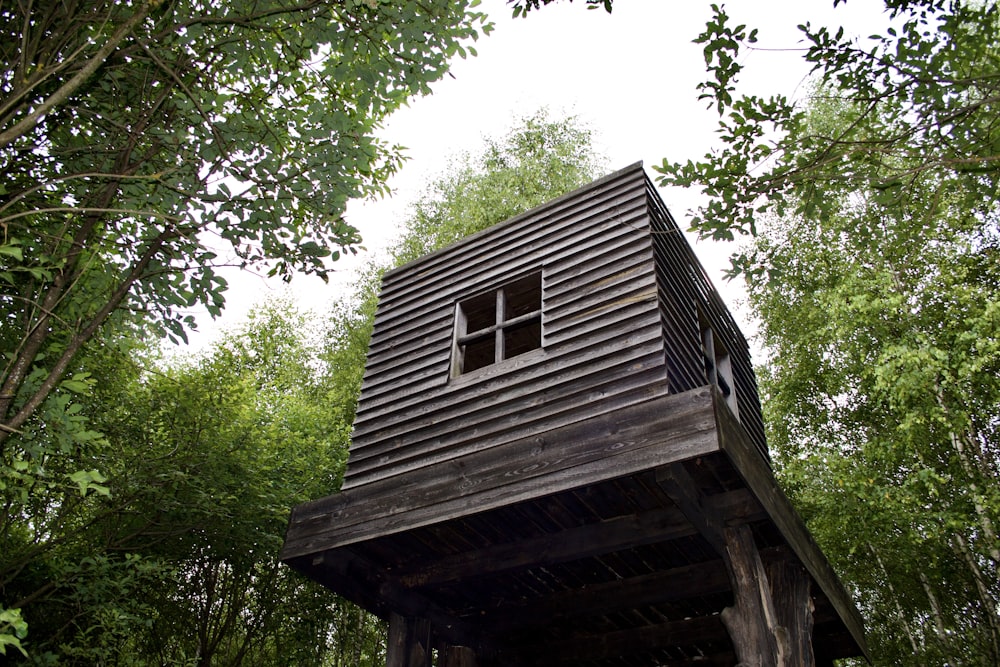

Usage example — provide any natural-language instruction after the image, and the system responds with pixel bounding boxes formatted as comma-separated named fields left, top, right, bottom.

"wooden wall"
left=343, top=162, right=767, bottom=490
left=344, top=164, right=667, bottom=489
left=644, top=180, right=768, bottom=460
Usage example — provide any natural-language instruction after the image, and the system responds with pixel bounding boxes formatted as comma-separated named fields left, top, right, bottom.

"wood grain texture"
left=346, top=164, right=667, bottom=489
left=345, top=163, right=769, bottom=493
left=282, top=388, right=719, bottom=559
left=720, top=524, right=782, bottom=667
left=280, top=164, right=867, bottom=667
left=644, top=179, right=768, bottom=459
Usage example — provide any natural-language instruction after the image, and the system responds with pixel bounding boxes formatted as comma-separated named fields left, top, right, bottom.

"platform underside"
left=282, top=387, right=867, bottom=666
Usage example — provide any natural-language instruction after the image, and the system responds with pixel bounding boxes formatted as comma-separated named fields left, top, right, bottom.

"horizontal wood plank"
left=346, top=363, right=671, bottom=486
left=282, top=388, right=720, bottom=559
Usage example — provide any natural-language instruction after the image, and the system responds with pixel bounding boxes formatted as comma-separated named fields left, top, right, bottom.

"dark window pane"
left=463, top=292, right=496, bottom=333
left=504, top=319, right=541, bottom=358
left=504, top=272, right=541, bottom=320
left=463, top=336, right=495, bottom=373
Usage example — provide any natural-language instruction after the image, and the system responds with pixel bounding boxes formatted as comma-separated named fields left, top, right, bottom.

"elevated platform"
left=282, top=387, right=867, bottom=666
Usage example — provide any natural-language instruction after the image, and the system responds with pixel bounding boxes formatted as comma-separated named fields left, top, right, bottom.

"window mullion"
left=495, top=287, right=505, bottom=363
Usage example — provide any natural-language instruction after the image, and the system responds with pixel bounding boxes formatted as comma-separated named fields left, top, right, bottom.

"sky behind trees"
left=186, top=0, right=888, bottom=350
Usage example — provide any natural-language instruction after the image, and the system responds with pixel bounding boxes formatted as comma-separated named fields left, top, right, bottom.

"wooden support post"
left=720, top=524, right=785, bottom=667
left=386, top=613, right=432, bottom=667
left=440, top=645, right=479, bottom=667
left=658, top=462, right=818, bottom=665
left=766, top=556, right=816, bottom=667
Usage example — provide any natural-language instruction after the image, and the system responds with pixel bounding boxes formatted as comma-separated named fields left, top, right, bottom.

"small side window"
left=699, top=312, right=739, bottom=420
left=452, top=272, right=542, bottom=376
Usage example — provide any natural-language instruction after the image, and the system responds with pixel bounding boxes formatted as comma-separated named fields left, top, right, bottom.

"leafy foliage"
left=0, top=0, right=490, bottom=449
left=749, top=163, right=1000, bottom=663
left=0, top=607, right=27, bottom=657
left=508, top=0, right=613, bottom=19
left=655, top=1, right=1000, bottom=662
left=391, top=110, right=605, bottom=264
left=0, top=110, right=603, bottom=663
left=1, top=3, right=488, bottom=654
left=656, top=0, right=1000, bottom=277
left=1, top=302, right=383, bottom=664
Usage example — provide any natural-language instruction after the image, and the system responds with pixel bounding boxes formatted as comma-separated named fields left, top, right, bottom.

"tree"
left=745, top=129, right=1000, bottom=663
left=646, top=1, right=1000, bottom=662
left=508, top=0, right=999, bottom=265
left=1, top=2, right=488, bottom=644
left=390, top=109, right=605, bottom=264
left=1, top=301, right=383, bottom=664
left=0, top=0, right=490, bottom=447
left=0, top=110, right=604, bottom=662
left=654, top=0, right=999, bottom=276
left=656, top=2, right=999, bottom=661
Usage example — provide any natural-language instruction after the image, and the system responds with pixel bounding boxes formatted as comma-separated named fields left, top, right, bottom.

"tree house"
left=281, top=163, right=868, bottom=666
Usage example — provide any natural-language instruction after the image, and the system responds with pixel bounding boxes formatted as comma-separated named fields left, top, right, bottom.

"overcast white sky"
left=181, top=0, right=886, bottom=351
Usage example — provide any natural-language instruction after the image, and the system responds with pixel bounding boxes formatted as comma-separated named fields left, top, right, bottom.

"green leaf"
left=60, top=373, right=94, bottom=394
left=0, top=607, right=28, bottom=657
left=68, top=469, right=110, bottom=497
left=0, top=245, right=23, bottom=261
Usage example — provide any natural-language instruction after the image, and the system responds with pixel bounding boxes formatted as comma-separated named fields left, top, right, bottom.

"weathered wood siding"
left=344, top=164, right=668, bottom=489
left=343, top=162, right=768, bottom=489
left=644, top=179, right=768, bottom=459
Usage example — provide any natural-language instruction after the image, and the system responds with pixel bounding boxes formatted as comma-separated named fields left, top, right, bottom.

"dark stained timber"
left=281, top=163, right=867, bottom=667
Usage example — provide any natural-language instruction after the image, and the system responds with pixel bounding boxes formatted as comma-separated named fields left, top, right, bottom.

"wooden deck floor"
left=282, top=387, right=867, bottom=666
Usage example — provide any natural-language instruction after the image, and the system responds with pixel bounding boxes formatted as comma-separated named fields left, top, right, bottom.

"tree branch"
left=0, top=227, right=181, bottom=445
left=0, top=0, right=156, bottom=149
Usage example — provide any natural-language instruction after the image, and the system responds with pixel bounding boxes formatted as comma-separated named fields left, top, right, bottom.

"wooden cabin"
left=281, top=163, right=867, bottom=666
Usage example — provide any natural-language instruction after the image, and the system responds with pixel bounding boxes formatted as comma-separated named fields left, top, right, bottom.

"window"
left=699, top=313, right=739, bottom=420
left=452, top=272, right=542, bottom=376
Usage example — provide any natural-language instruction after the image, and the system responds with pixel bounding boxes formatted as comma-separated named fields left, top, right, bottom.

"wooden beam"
left=655, top=461, right=727, bottom=555
left=439, top=646, right=478, bottom=667
left=481, top=557, right=731, bottom=633
left=386, top=613, right=432, bottom=667
left=719, top=525, right=782, bottom=667
left=284, top=549, right=485, bottom=651
left=482, top=544, right=789, bottom=634
left=767, top=555, right=816, bottom=667
left=397, top=504, right=691, bottom=588
left=395, top=488, right=762, bottom=589
left=282, top=388, right=719, bottom=560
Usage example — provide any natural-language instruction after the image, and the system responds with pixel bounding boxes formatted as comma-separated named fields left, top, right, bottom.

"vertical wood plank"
left=386, top=613, right=432, bottom=667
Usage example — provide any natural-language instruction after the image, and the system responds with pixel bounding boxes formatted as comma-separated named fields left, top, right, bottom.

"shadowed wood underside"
left=282, top=388, right=867, bottom=665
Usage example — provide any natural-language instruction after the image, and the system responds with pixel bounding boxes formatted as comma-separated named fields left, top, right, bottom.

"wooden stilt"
left=440, top=645, right=479, bottom=667
left=386, top=613, right=432, bottom=667
left=767, top=556, right=816, bottom=667
left=720, top=524, right=783, bottom=666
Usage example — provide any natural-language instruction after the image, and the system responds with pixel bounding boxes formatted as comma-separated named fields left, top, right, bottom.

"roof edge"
left=383, top=161, right=646, bottom=278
